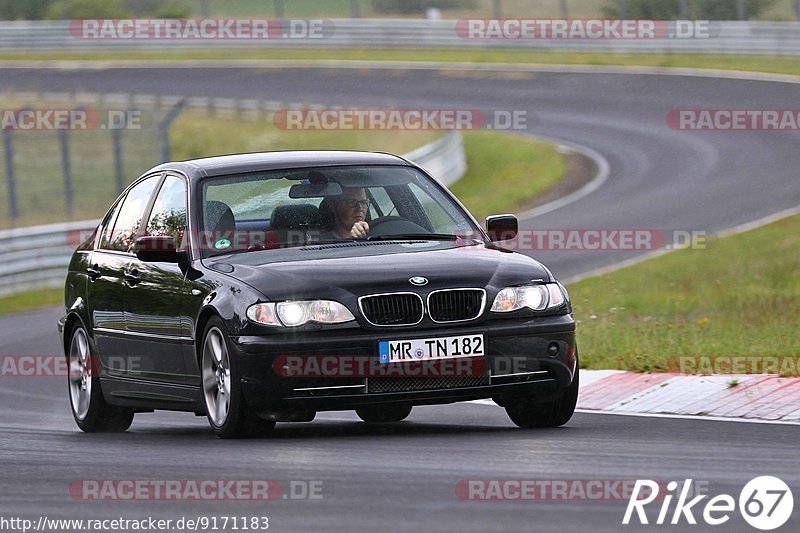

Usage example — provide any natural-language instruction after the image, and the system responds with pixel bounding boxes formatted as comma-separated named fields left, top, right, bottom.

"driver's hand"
left=350, top=221, right=369, bottom=238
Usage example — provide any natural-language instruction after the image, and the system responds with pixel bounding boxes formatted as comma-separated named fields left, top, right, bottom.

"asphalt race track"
left=1, top=65, right=799, bottom=531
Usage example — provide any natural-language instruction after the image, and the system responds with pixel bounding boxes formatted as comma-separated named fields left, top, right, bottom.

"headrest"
left=205, top=200, right=235, bottom=233
left=271, top=204, right=320, bottom=230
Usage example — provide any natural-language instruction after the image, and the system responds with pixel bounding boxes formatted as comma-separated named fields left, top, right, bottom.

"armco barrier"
left=0, top=20, right=799, bottom=55
left=0, top=130, right=465, bottom=297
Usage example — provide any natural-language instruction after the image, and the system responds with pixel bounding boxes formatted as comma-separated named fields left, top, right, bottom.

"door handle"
left=87, top=265, right=101, bottom=281
left=124, top=269, right=141, bottom=286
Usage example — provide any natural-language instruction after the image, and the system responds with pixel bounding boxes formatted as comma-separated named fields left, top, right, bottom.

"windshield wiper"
left=367, top=233, right=480, bottom=242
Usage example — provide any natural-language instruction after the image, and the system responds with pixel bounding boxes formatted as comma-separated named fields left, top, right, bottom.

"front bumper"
left=232, top=314, right=577, bottom=412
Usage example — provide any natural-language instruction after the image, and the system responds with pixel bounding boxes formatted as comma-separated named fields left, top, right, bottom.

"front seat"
left=271, top=204, right=320, bottom=246
left=204, top=200, right=237, bottom=252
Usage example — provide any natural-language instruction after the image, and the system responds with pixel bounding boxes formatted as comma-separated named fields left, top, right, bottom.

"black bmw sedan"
left=59, top=151, right=578, bottom=438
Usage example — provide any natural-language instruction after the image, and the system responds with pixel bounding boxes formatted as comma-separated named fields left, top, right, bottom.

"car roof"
left=146, top=151, right=412, bottom=180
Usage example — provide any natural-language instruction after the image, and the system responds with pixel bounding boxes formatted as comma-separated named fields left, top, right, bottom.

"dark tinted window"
left=105, top=176, right=159, bottom=252
left=98, top=197, right=125, bottom=250
left=146, top=175, right=187, bottom=248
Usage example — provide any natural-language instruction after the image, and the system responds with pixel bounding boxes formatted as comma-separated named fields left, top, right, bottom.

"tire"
left=356, top=404, right=412, bottom=423
left=505, top=368, right=579, bottom=429
left=201, top=317, right=275, bottom=438
left=67, top=325, right=134, bottom=432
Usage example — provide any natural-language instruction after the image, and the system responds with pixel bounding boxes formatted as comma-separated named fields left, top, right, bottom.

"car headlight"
left=490, top=283, right=567, bottom=313
left=247, top=301, right=355, bottom=327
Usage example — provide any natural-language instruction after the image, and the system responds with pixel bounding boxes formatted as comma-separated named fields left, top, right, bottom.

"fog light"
left=547, top=342, right=560, bottom=357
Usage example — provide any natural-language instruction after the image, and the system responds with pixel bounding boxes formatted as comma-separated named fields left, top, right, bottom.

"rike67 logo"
left=623, top=477, right=793, bottom=530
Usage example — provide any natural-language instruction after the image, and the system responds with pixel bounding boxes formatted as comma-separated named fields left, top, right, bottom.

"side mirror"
left=134, top=236, right=181, bottom=263
left=486, top=214, right=518, bottom=242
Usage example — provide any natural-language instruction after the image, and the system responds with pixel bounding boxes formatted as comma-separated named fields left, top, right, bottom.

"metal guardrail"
left=1, top=20, right=800, bottom=55
left=0, top=130, right=466, bottom=297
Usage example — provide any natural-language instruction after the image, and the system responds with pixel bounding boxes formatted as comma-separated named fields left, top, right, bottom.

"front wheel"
left=201, top=318, right=275, bottom=438
left=505, top=369, right=579, bottom=429
left=67, top=325, right=134, bottom=432
left=356, top=404, right=412, bottom=423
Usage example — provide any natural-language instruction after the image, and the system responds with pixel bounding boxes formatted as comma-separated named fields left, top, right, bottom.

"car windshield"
left=198, top=165, right=482, bottom=257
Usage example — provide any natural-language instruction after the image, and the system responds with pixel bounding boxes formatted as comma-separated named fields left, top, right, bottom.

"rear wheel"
left=201, top=318, right=275, bottom=438
left=356, top=404, right=412, bottom=423
left=505, top=369, right=579, bottom=428
left=67, top=325, right=134, bottom=432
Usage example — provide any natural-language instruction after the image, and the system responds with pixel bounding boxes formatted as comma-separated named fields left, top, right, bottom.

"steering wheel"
left=367, top=216, right=431, bottom=238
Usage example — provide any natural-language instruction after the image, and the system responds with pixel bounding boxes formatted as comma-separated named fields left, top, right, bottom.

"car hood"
left=204, top=243, right=552, bottom=301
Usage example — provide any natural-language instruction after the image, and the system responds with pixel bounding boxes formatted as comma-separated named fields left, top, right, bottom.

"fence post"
left=679, top=0, right=688, bottom=18
left=737, top=0, right=746, bottom=20
left=559, top=0, right=568, bottom=19
left=796, top=0, right=800, bottom=21
left=59, top=127, right=74, bottom=218
left=492, top=0, right=502, bottom=18
left=274, top=0, right=284, bottom=18
left=159, top=99, right=187, bottom=164
left=619, top=0, right=628, bottom=18
left=112, top=123, right=124, bottom=194
left=2, top=128, right=17, bottom=224
left=349, top=0, right=360, bottom=18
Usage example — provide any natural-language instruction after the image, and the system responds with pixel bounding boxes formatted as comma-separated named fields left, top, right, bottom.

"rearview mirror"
left=134, top=236, right=181, bottom=263
left=289, top=181, right=343, bottom=199
left=486, top=214, right=518, bottom=242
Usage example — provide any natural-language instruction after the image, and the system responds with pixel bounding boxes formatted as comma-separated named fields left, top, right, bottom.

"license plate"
left=378, top=334, right=484, bottom=364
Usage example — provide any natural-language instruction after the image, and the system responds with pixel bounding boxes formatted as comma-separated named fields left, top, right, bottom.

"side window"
left=146, top=175, right=187, bottom=248
left=367, top=187, right=395, bottom=218
left=105, top=176, right=159, bottom=252
left=407, top=183, right=462, bottom=233
left=98, top=197, right=125, bottom=250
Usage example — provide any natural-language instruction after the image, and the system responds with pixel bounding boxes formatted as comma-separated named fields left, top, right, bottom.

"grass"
left=0, top=287, right=63, bottom=316
left=169, top=108, right=438, bottom=158
left=6, top=48, right=800, bottom=78
left=451, top=131, right=565, bottom=220
left=570, top=213, right=800, bottom=372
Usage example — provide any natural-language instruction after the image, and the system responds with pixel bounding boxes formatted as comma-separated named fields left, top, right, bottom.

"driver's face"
left=334, top=188, right=368, bottom=232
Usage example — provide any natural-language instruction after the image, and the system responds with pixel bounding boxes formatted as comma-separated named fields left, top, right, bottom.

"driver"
left=320, top=187, right=370, bottom=239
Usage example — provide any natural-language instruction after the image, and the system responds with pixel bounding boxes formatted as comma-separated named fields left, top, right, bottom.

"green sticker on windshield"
left=214, top=239, right=231, bottom=250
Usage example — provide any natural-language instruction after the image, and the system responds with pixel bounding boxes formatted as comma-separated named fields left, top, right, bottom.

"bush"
left=0, top=0, right=53, bottom=20
left=371, top=0, right=477, bottom=15
left=42, top=0, right=190, bottom=20
left=122, top=0, right=190, bottom=18
left=689, top=0, right=779, bottom=19
left=45, top=0, right=130, bottom=19
left=603, top=0, right=779, bottom=19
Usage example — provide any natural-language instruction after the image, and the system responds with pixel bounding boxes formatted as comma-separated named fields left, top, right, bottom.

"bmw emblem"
left=409, top=276, right=428, bottom=286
